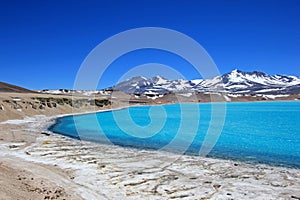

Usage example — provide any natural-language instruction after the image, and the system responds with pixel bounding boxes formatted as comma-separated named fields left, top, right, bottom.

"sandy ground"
left=0, top=92, right=109, bottom=199
left=1, top=93, right=300, bottom=199
left=0, top=156, right=83, bottom=200
left=0, top=115, right=87, bottom=200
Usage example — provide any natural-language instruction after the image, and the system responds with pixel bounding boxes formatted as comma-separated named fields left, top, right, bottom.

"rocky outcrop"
left=0, top=94, right=112, bottom=122
left=0, top=97, right=111, bottom=112
left=30, top=97, right=110, bottom=109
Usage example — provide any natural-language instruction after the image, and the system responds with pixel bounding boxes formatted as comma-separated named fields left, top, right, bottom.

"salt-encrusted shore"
left=1, top=113, right=300, bottom=200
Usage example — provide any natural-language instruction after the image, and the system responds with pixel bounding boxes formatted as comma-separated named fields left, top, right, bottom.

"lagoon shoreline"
left=0, top=90, right=300, bottom=199
left=1, top=102, right=300, bottom=199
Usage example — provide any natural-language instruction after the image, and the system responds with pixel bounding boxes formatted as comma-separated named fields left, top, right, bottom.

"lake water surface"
left=49, top=101, right=300, bottom=168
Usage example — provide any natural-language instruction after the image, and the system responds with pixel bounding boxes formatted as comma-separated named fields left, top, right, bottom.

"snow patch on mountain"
left=112, top=70, right=300, bottom=95
left=40, top=70, right=300, bottom=96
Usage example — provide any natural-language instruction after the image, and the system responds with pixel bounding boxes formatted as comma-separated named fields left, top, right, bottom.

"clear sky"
left=0, top=0, right=299, bottom=90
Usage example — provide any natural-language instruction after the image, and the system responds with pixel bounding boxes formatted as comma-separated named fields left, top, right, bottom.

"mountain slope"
left=0, top=82, right=36, bottom=93
left=112, top=69, right=300, bottom=95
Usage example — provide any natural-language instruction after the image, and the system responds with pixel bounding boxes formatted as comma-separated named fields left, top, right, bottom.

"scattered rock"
left=8, top=145, right=19, bottom=149
left=204, top=181, right=212, bottom=184
left=39, top=104, right=45, bottom=109
left=46, top=102, right=52, bottom=108
left=291, top=195, right=300, bottom=200
left=213, top=184, right=221, bottom=189
left=240, top=175, right=251, bottom=179
left=41, top=132, right=51, bottom=136
left=42, top=140, right=52, bottom=145
left=98, top=164, right=106, bottom=168
left=56, top=99, right=64, bottom=105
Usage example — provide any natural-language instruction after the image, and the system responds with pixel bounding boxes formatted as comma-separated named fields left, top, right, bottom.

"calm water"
left=49, top=102, right=300, bottom=168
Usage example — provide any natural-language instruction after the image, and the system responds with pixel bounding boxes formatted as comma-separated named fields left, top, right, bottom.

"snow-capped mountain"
left=112, top=76, right=194, bottom=94
left=112, top=69, right=300, bottom=95
left=40, top=70, right=300, bottom=96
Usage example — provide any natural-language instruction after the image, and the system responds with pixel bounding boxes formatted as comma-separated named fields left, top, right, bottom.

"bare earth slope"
left=0, top=92, right=111, bottom=122
left=0, top=81, right=37, bottom=93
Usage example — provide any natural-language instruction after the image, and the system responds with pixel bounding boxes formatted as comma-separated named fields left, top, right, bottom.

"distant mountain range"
left=111, top=69, right=300, bottom=95
left=37, top=69, right=300, bottom=96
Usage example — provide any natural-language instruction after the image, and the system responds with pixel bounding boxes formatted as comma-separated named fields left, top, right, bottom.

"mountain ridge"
left=112, top=69, right=300, bottom=95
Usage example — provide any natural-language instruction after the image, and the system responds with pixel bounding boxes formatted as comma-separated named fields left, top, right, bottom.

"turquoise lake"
left=49, top=101, right=300, bottom=168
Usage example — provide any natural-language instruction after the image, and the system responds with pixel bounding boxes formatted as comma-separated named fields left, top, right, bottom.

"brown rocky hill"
left=0, top=81, right=37, bottom=93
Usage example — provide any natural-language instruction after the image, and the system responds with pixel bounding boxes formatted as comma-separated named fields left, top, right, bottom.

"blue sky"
left=0, top=0, right=299, bottom=89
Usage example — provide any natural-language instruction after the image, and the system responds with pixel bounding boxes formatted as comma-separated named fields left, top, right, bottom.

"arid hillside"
left=0, top=82, right=37, bottom=93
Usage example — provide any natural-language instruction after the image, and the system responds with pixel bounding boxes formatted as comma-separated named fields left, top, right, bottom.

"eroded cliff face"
left=0, top=93, right=111, bottom=122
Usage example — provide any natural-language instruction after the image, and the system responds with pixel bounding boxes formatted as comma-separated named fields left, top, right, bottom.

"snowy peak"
left=223, top=69, right=268, bottom=84
left=112, top=70, right=300, bottom=95
left=151, top=76, right=168, bottom=84
left=222, top=70, right=300, bottom=87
